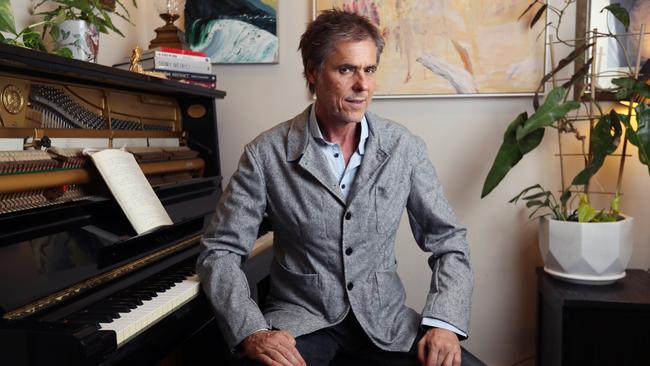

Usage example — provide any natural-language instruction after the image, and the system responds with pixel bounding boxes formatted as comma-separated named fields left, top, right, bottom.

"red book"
left=157, top=47, right=206, bottom=57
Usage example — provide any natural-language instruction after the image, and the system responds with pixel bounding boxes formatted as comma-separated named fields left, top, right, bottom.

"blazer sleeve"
left=406, top=136, right=474, bottom=338
left=196, top=143, right=270, bottom=350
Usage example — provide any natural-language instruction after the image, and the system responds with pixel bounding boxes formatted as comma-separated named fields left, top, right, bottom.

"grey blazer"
left=197, top=106, right=473, bottom=352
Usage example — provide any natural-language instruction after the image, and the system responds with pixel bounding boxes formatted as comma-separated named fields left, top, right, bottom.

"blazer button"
left=345, top=247, right=353, bottom=256
left=345, top=212, right=352, bottom=220
left=347, top=282, right=354, bottom=290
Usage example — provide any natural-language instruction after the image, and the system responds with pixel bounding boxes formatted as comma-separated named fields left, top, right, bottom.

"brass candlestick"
left=149, top=12, right=185, bottom=50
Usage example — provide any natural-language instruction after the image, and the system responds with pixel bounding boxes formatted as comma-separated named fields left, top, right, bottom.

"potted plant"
left=0, top=0, right=137, bottom=60
left=33, top=0, right=137, bottom=62
left=481, top=1, right=650, bottom=284
left=0, top=0, right=49, bottom=52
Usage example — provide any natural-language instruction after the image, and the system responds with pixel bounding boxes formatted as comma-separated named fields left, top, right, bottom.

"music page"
left=87, top=149, right=173, bottom=235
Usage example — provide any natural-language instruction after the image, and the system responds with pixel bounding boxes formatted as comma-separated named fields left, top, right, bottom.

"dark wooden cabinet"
left=537, top=268, right=650, bottom=366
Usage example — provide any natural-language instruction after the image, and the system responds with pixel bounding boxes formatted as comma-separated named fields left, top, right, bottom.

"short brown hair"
left=299, top=9, right=385, bottom=93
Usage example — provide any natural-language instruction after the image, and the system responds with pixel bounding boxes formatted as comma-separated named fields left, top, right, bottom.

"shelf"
left=0, top=43, right=225, bottom=99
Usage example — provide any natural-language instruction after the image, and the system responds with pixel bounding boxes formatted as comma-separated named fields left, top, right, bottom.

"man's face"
left=308, top=39, right=377, bottom=127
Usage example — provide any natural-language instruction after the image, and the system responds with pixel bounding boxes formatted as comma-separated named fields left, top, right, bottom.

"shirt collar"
left=308, top=104, right=368, bottom=155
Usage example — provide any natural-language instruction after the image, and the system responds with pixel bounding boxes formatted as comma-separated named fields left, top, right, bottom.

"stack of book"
left=113, top=47, right=217, bottom=89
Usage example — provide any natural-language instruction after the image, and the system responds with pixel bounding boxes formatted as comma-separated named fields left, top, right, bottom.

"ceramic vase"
left=55, top=20, right=99, bottom=63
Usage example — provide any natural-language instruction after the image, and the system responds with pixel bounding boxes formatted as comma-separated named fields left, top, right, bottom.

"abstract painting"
left=589, top=0, right=650, bottom=89
left=185, top=0, right=278, bottom=64
left=314, top=0, right=547, bottom=97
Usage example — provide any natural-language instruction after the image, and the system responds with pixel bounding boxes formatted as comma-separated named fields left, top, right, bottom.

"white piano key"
left=97, top=233, right=271, bottom=348
left=98, top=274, right=200, bottom=347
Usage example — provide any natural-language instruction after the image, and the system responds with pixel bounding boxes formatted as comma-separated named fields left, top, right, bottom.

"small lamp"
left=149, top=0, right=186, bottom=50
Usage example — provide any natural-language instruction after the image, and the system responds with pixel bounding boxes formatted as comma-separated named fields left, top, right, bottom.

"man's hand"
left=417, top=328, right=461, bottom=366
left=241, top=330, right=306, bottom=366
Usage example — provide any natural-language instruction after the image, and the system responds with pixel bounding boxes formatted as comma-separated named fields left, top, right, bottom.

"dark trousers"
left=237, top=311, right=421, bottom=366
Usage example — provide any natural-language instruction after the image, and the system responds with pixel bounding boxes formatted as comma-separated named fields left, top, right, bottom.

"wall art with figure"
left=315, top=0, right=547, bottom=97
left=185, top=0, right=278, bottom=64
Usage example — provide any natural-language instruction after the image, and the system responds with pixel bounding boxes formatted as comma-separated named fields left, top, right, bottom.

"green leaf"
left=530, top=4, right=547, bottom=29
left=516, top=87, right=580, bottom=140
left=509, top=184, right=563, bottom=220
left=560, top=188, right=572, bottom=207
left=624, top=103, right=650, bottom=174
left=601, top=3, right=630, bottom=31
left=0, top=0, right=17, bottom=35
left=482, top=112, right=541, bottom=198
left=610, top=193, right=620, bottom=217
left=22, top=31, right=46, bottom=51
left=510, top=184, right=545, bottom=204
left=54, top=47, right=73, bottom=58
left=518, top=1, right=539, bottom=20
left=526, top=200, right=544, bottom=208
left=522, top=191, right=550, bottom=201
left=612, top=77, right=650, bottom=99
left=578, top=194, right=598, bottom=222
left=532, top=42, right=593, bottom=110
left=615, top=87, right=631, bottom=100
left=572, top=110, right=622, bottom=185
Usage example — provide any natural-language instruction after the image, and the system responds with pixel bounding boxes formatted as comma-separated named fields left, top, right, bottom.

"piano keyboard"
left=99, top=273, right=200, bottom=347
left=67, top=232, right=274, bottom=348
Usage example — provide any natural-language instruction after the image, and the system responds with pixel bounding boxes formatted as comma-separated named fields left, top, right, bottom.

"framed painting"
left=185, top=0, right=279, bottom=64
left=587, top=0, right=649, bottom=91
left=313, top=0, right=547, bottom=98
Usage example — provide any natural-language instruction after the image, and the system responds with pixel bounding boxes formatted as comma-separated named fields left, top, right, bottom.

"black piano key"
left=68, top=313, right=114, bottom=323
left=80, top=309, right=121, bottom=320
left=106, top=297, right=143, bottom=306
left=90, top=304, right=132, bottom=313
left=122, top=290, right=156, bottom=300
left=106, top=300, right=139, bottom=309
left=148, top=281, right=174, bottom=290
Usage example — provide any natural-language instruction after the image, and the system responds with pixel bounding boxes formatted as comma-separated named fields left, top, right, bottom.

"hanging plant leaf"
left=572, top=110, right=622, bottom=185
left=623, top=103, right=650, bottom=174
left=518, top=1, right=539, bottom=21
left=517, top=87, right=580, bottom=140
left=562, top=58, right=593, bottom=90
left=612, top=77, right=650, bottom=99
left=530, top=4, right=548, bottom=29
left=601, top=4, right=630, bottom=31
left=532, top=43, right=593, bottom=110
left=482, top=113, right=528, bottom=197
left=0, top=0, right=17, bottom=35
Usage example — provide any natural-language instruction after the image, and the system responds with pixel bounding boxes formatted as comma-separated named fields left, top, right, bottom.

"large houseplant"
left=481, top=1, right=650, bottom=284
left=0, top=0, right=136, bottom=60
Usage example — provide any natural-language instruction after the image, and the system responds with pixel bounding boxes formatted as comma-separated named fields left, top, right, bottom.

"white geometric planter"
left=538, top=216, right=634, bottom=285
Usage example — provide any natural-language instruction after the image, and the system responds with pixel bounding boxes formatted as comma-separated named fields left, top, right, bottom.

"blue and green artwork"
left=185, top=0, right=278, bottom=64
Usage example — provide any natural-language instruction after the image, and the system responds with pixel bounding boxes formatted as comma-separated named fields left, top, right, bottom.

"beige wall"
left=11, top=1, right=650, bottom=365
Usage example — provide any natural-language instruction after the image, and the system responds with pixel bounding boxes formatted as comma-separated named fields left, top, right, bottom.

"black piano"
left=0, top=43, right=272, bottom=365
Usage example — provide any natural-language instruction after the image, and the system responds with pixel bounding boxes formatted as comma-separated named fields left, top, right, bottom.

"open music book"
left=85, top=148, right=173, bottom=235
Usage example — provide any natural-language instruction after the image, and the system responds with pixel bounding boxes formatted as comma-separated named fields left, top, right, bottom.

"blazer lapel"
left=347, top=114, right=388, bottom=204
left=286, top=106, right=346, bottom=205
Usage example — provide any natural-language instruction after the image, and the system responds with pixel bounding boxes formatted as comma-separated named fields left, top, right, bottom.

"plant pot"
left=538, top=216, right=634, bottom=285
left=54, top=20, right=99, bottom=63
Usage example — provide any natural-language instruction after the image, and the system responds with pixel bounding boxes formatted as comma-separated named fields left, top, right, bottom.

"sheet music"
left=87, top=149, right=173, bottom=235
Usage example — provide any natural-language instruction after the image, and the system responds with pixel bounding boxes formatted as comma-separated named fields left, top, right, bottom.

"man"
left=198, top=9, right=473, bottom=366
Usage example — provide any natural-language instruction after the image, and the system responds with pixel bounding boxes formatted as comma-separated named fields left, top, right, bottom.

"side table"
left=537, top=268, right=650, bottom=366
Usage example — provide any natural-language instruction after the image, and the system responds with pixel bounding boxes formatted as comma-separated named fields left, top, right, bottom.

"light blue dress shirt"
left=308, top=106, right=467, bottom=338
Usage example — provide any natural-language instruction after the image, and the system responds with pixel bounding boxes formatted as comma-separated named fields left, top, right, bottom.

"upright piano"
left=0, top=43, right=272, bottom=365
